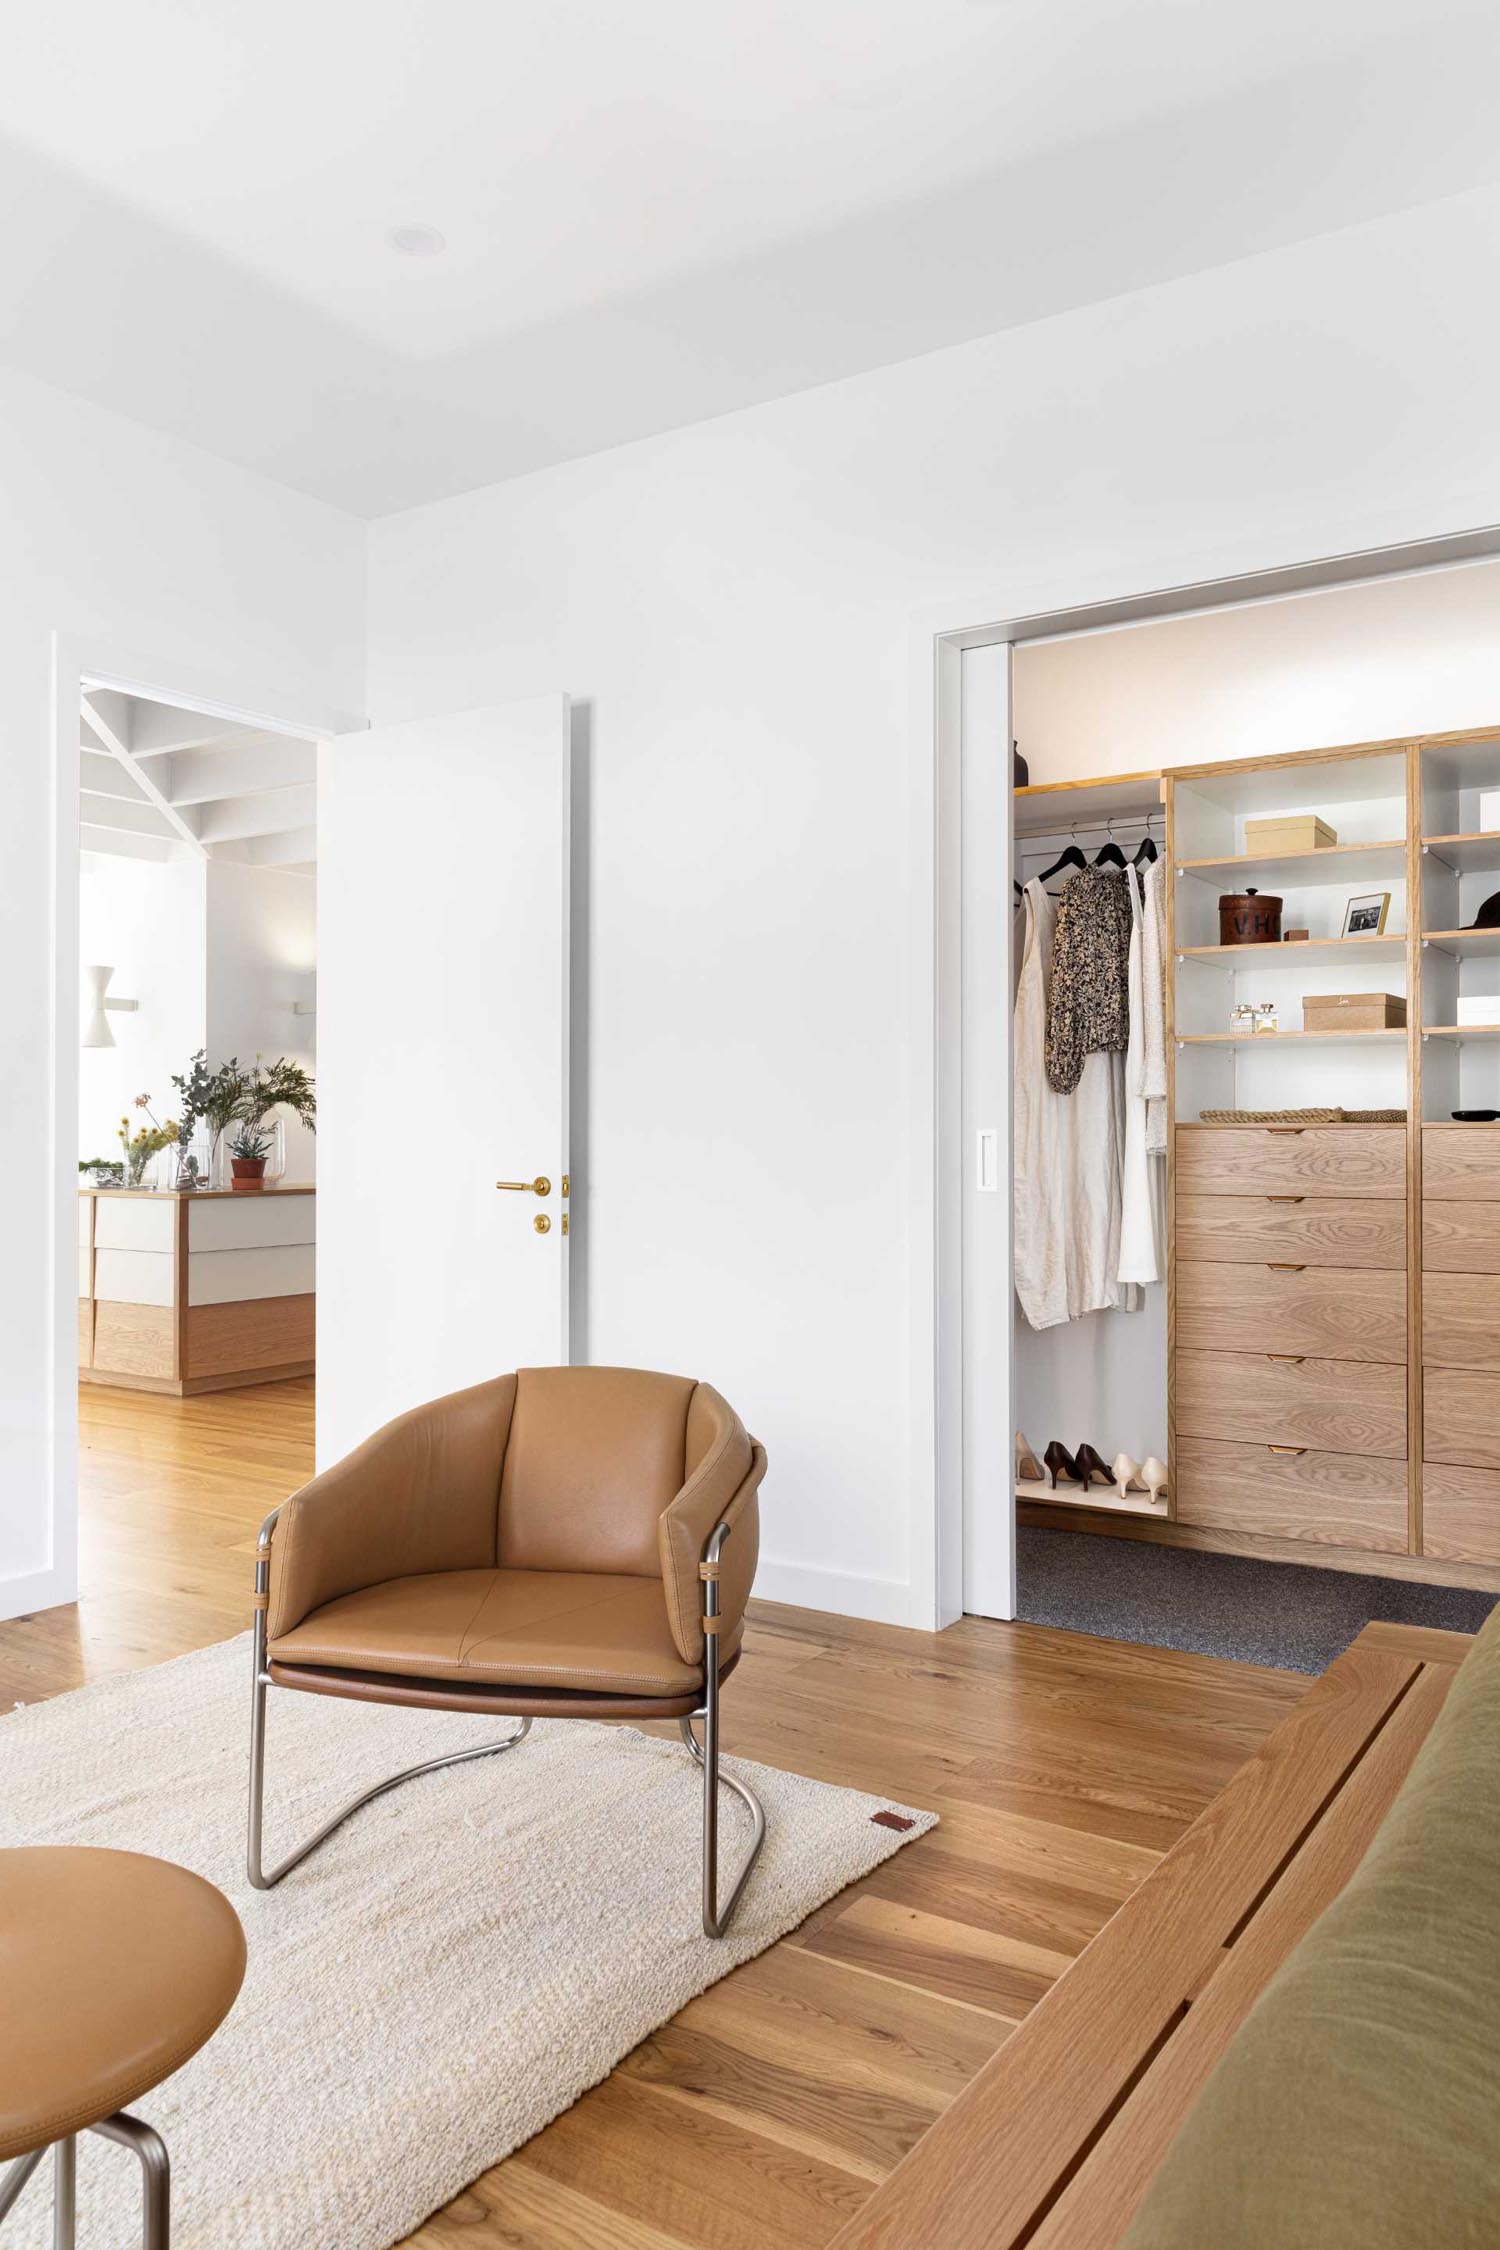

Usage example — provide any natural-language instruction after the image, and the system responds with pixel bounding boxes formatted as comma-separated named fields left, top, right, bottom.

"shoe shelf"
left=1016, top=1478, right=1169, bottom=1519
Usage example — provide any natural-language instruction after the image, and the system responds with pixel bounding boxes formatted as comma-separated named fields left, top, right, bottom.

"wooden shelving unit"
left=1421, top=928, right=1500, bottom=957
left=1176, top=839, right=1407, bottom=888
left=1421, top=832, right=1500, bottom=872
left=1178, top=1028, right=1405, bottom=1046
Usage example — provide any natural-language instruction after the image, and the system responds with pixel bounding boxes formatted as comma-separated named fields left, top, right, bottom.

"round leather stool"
left=0, top=1847, right=245, bottom=2247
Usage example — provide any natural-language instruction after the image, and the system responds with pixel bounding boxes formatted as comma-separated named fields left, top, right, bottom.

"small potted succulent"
left=228, top=1057, right=316, bottom=1190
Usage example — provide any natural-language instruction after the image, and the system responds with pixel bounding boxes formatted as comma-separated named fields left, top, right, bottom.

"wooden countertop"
left=78, top=1183, right=316, bottom=1199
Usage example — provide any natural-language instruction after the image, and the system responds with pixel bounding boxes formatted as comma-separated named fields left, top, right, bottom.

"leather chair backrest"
left=497, top=1365, right=696, bottom=1576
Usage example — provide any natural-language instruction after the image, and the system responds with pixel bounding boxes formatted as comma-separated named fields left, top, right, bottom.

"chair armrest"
left=658, top=1383, right=766, bottom=1664
left=265, top=1375, right=516, bottom=1641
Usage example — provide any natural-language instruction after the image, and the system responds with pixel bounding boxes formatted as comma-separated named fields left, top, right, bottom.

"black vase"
left=1012, top=743, right=1030, bottom=788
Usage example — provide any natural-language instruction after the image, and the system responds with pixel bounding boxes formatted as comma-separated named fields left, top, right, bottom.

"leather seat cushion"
left=0, top=1846, right=246, bottom=2159
left=267, top=1567, right=712, bottom=1696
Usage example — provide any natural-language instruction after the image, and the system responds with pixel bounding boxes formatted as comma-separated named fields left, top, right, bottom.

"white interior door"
left=316, top=695, right=570, bottom=1467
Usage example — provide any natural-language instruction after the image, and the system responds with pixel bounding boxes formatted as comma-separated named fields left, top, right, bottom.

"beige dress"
left=1015, top=878, right=1138, bottom=1329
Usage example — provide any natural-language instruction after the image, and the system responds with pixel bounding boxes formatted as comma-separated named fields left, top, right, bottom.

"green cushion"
left=1122, top=1611, right=1500, bottom=2250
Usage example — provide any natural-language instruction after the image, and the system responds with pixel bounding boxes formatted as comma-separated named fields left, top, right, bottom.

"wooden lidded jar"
left=1218, top=887, right=1282, bottom=946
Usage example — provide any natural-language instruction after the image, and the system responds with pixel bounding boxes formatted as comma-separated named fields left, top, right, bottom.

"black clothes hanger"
left=1038, top=840, right=1087, bottom=885
left=1093, top=838, right=1127, bottom=869
left=1133, top=833, right=1160, bottom=868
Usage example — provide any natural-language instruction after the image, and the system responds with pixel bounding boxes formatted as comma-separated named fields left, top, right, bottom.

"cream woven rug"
left=1, top=1634, right=933, bottom=2249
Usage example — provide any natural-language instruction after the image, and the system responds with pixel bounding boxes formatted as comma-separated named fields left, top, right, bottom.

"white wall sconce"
left=81, top=964, right=139, bottom=1048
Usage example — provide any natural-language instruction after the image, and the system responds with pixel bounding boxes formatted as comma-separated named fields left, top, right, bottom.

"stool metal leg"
left=52, top=2136, right=76, bottom=2248
left=0, top=2145, right=46, bottom=2224
left=92, top=2112, right=169, bottom=2250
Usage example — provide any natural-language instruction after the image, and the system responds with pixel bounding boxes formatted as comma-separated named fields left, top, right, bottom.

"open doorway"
left=954, top=552, right=1500, bottom=1670
left=76, top=686, right=318, bottom=1404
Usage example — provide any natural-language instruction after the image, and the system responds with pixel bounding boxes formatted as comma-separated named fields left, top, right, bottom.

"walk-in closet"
left=980, top=558, right=1500, bottom=1653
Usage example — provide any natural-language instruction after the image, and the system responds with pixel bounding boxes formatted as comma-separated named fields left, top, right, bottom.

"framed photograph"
left=1342, top=890, right=1391, bottom=937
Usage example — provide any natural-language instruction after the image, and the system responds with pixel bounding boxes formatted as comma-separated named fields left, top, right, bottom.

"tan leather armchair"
left=247, top=1366, right=768, bottom=1935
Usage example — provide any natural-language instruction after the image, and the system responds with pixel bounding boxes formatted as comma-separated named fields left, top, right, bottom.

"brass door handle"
left=496, top=1177, right=551, bottom=1197
left=1268, top=1444, right=1308, bottom=1456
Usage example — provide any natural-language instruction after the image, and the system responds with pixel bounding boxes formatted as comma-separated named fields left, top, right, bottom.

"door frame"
left=46, top=628, right=359, bottom=1613
left=907, top=521, right=1500, bottom=1632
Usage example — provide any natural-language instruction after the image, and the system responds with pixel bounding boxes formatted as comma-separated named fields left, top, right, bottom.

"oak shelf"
left=1175, top=839, right=1407, bottom=889
left=1016, top=1478, right=1169, bottom=1520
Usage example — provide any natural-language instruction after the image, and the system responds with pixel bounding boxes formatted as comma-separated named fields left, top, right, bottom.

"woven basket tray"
left=1198, top=1106, right=1407, bottom=1125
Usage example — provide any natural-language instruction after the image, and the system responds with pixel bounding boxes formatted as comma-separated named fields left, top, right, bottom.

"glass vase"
left=170, top=1131, right=210, bottom=1192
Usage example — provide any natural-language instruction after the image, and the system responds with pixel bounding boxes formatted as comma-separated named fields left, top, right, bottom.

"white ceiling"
left=81, top=692, right=316, bottom=873
left=4, top=0, right=1500, bottom=515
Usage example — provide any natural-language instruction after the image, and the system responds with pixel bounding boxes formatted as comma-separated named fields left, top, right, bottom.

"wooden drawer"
left=1175, top=1349, right=1406, bottom=1459
left=1175, top=1436, right=1408, bottom=1554
left=1423, top=1275, right=1500, bottom=1372
left=1423, top=1201, right=1500, bottom=1274
left=1423, top=1126, right=1500, bottom=1200
left=1176, top=1262, right=1406, bottom=1365
left=1175, top=1126, right=1405, bottom=1201
left=1422, top=1365, right=1500, bottom=1471
left=1176, top=1195, right=1405, bottom=1271
left=1422, top=1462, right=1500, bottom=1566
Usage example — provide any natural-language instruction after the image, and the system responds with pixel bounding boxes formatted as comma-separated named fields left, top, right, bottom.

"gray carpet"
left=1018, top=1526, right=1497, bottom=1674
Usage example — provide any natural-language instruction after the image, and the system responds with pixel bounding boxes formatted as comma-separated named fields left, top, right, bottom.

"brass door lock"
left=534, top=1214, right=550, bottom=1234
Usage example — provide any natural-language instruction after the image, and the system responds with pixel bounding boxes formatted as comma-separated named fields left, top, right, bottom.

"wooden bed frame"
left=829, top=1619, right=1473, bottom=2250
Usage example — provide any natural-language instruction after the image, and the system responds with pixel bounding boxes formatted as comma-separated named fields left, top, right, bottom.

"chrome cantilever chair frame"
left=246, top=1508, right=766, bottom=1938
left=0, top=2111, right=169, bottom=2248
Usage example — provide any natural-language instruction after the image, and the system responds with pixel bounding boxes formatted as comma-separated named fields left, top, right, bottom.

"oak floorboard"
left=0, top=1379, right=1300, bottom=2248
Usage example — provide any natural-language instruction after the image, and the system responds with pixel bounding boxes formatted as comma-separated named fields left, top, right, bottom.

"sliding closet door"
left=960, top=641, right=1016, bottom=1619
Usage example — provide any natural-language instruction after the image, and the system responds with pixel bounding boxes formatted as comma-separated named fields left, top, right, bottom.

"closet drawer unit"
left=1423, top=1201, right=1500, bottom=1274
left=1176, top=1262, right=1406, bottom=1365
left=1422, top=1463, right=1500, bottom=1567
left=1175, top=1349, right=1406, bottom=1459
left=1175, top=1126, right=1405, bottom=1201
left=1423, top=1366, right=1500, bottom=1470
left=1423, top=1275, right=1500, bottom=1372
left=1423, top=1126, right=1500, bottom=1200
left=1174, top=1436, right=1409, bottom=1555
left=1176, top=1195, right=1406, bottom=1271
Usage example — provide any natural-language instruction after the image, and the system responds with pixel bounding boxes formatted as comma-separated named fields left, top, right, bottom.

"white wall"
left=1015, top=558, right=1500, bottom=782
left=77, top=853, right=206, bottom=1163
left=3, top=363, right=361, bottom=1619
left=205, top=860, right=317, bottom=1181
left=366, top=185, right=1500, bottom=1626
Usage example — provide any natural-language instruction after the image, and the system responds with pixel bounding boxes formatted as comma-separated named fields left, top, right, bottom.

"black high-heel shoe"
left=1043, top=1441, right=1081, bottom=1489
left=1073, top=1443, right=1114, bottom=1489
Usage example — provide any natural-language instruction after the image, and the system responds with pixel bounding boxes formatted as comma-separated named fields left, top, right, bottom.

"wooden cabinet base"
left=1422, top=1462, right=1500, bottom=1568
left=82, top=1292, right=315, bottom=1394
left=1174, top=1436, right=1409, bottom=1554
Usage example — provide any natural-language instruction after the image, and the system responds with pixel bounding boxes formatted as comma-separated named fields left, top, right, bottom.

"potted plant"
left=228, top=1057, right=316, bottom=1191
left=117, top=1095, right=178, bottom=1190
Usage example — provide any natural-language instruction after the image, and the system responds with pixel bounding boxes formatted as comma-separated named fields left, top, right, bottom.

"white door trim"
left=907, top=517, right=1500, bottom=1633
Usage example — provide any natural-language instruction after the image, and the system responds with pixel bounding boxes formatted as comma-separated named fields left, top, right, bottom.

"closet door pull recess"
left=1267, top=1262, right=1307, bottom=1272
left=1267, top=1353, right=1306, bottom=1364
left=1267, top=1195, right=1305, bottom=1204
left=1267, top=1445, right=1308, bottom=1456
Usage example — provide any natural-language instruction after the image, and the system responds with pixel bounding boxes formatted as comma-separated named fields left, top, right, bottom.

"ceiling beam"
left=82, top=692, right=206, bottom=858
left=219, top=824, right=319, bottom=870
left=165, top=739, right=315, bottom=805
left=76, top=793, right=178, bottom=840
left=114, top=701, right=254, bottom=759
left=79, top=824, right=179, bottom=864
left=194, top=784, right=317, bottom=845
left=80, top=747, right=148, bottom=802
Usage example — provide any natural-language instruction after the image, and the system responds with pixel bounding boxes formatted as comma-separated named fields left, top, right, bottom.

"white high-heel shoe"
left=1016, top=1430, right=1043, bottom=1484
left=1111, top=1452, right=1141, bottom=1501
left=1140, top=1456, right=1169, bottom=1507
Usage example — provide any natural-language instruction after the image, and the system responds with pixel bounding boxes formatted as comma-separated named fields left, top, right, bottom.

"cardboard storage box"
left=1244, top=813, right=1338, bottom=852
left=1302, top=991, right=1406, bottom=1031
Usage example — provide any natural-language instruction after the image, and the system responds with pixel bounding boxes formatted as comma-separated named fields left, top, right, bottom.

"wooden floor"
left=1, top=1380, right=1305, bottom=2250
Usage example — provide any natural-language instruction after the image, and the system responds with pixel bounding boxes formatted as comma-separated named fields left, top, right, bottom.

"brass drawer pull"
left=1266, top=1354, right=1306, bottom=1364
left=1267, top=1262, right=1307, bottom=1272
left=1266, top=1195, right=1305, bottom=1204
left=1267, top=1444, right=1308, bottom=1456
left=1265, top=1127, right=1307, bottom=1135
